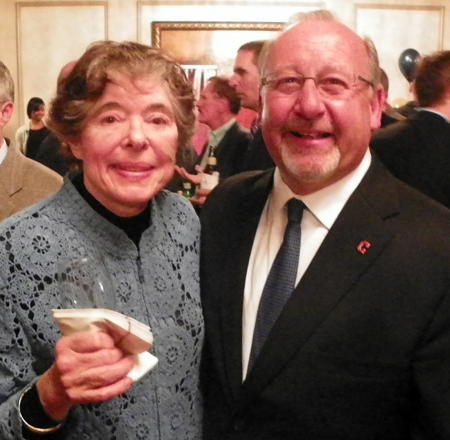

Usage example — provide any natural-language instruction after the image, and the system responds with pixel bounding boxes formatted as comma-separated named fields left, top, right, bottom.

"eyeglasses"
left=260, top=71, right=374, bottom=98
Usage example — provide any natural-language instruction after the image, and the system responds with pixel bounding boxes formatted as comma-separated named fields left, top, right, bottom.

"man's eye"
left=319, top=77, right=349, bottom=92
left=273, top=76, right=301, bottom=92
left=278, top=76, right=300, bottom=85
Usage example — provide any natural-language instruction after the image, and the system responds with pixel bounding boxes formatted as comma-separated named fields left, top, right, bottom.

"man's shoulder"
left=0, top=143, right=62, bottom=194
left=203, top=169, right=272, bottom=216
left=371, top=118, right=414, bottom=143
left=373, top=111, right=447, bottom=142
left=215, top=168, right=271, bottom=193
left=226, top=121, right=251, bottom=139
left=364, top=160, right=450, bottom=228
left=22, top=154, right=63, bottom=188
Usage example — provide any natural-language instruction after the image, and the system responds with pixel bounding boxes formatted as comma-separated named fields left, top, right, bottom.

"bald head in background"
left=57, top=60, right=78, bottom=89
left=34, top=60, right=81, bottom=176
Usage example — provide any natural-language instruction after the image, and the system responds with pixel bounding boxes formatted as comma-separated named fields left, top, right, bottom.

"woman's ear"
left=68, top=142, right=84, bottom=160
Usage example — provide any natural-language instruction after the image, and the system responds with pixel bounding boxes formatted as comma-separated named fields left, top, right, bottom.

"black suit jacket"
left=34, top=132, right=71, bottom=177
left=371, top=110, right=450, bottom=208
left=197, top=121, right=251, bottom=179
left=240, top=128, right=275, bottom=172
left=200, top=158, right=450, bottom=439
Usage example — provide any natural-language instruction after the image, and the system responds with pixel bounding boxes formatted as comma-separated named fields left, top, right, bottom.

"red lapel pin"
left=357, top=241, right=371, bottom=254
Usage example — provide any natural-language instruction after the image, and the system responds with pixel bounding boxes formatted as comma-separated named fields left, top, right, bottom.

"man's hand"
left=37, top=331, right=135, bottom=421
left=175, top=165, right=204, bottom=186
left=189, top=188, right=212, bottom=206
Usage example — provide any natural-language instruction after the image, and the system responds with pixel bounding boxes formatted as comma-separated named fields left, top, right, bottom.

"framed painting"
left=151, top=22, right=285, bottom=74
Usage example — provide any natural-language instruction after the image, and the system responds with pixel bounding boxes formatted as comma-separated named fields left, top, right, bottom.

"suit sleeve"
left=411, top=286, right=450, bottom=439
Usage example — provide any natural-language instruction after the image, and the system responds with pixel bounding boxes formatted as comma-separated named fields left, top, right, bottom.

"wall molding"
left=15, top=1, right=108, bottom=121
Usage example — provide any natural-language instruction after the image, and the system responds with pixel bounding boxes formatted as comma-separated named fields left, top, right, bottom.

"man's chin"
left=283, top=153, right=341, bottom=184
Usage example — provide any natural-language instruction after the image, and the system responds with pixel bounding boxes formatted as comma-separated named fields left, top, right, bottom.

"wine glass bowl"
left=58, top=255, right=115, bottom=310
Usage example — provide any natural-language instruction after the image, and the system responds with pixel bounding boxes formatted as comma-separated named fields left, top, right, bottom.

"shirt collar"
left=269, top=149, right=372, bottom=229
left=208, top=118, right=236, bottom=146
left=0, top=139, right=8, bottom=166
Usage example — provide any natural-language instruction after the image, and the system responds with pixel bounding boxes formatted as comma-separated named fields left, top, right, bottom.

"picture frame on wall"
left=151, top=22, right=285, bottom=74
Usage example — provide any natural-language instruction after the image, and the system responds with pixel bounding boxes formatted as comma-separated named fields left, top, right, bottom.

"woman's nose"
left=127, top=118, right=147, bottom=148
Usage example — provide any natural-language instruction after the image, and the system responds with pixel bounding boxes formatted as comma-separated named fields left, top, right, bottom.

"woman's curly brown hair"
left=47, top=41, right=196, bottom=157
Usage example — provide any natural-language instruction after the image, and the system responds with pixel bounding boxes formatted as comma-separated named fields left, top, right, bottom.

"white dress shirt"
left=0, top=139, right=8, bottom=166
left=242, top=149, right=372, bottom=379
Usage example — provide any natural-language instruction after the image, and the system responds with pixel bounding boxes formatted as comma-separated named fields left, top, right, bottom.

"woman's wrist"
left=18, top=384, right=63, bottom=434
left=36, top=365, right=73, bottom=421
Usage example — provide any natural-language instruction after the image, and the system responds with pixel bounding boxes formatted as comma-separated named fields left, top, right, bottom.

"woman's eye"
left=102, top=116, right=117, bottom=124
left=150, top=116, right=169, bottom=125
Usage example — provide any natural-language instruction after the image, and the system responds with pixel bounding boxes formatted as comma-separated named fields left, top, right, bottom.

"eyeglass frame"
left=259, top=72, right=374, bottom=97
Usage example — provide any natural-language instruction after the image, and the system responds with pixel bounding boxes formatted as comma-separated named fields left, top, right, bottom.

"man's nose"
left=292, top=79, right=325, bottom=119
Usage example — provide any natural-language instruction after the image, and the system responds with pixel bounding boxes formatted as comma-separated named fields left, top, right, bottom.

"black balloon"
left=398, top=48, right=420, bottom=82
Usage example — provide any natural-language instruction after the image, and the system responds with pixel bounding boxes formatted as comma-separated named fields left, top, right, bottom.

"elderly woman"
left=0, top=41, right=203, bottom=439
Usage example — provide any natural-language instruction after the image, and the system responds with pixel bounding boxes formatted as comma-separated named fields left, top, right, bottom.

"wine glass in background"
left=58, top=255, right=115, bottom=310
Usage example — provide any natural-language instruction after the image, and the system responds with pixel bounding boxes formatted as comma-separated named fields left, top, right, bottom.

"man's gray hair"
left=0, top=61, right=14, bottom=103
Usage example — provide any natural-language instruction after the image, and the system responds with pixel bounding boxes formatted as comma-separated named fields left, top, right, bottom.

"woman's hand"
left=36, top=331, right=135, bottom=421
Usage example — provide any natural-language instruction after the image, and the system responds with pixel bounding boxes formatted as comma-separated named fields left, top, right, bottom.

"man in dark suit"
left=201, top=10, right=450, bottom=440
left=195, top=76, right=251, bottom=178
left=230, top=41, right=275, bottom=172
left=371, top=51, right=450, bottom=209
left=176, top=76, right=251, bottom=184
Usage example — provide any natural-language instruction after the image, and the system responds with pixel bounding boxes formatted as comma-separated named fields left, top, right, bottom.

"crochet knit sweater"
left=0, top=175, right=203, bottom=439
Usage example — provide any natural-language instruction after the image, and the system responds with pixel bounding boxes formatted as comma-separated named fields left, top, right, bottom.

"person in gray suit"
left=0, top=61, right=62, bottom=222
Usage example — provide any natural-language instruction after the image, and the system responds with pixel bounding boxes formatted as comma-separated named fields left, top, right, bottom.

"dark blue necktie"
left=249, top=198, right=306, bottom=370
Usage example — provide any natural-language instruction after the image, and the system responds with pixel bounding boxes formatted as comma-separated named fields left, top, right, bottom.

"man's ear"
left=0, top=101, right=14, bottom=129
left=370, top=84, right=384, bottom=131
left=258, top=94, right=263, bottom=119
left=219, top=96, right=231, bottom=112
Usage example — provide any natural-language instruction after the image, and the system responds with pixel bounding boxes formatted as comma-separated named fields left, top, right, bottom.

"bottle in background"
left=182, top=181, right=194, bottom=198
left=200, top=146, right=219, bottom=190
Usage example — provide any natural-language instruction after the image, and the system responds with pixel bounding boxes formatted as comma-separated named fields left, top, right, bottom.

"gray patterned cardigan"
left=0, top=175, right=203, bottom=439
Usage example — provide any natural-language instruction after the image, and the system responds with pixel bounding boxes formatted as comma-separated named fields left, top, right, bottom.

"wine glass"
left=58, top=255, right=115, bottom=310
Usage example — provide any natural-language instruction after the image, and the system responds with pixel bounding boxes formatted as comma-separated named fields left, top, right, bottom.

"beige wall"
left=1, top=0, right=449, bottom=140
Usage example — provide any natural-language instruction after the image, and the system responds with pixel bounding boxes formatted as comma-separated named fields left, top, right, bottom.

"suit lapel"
left=219, top=171, right=274, bottom=400
left=243, top=159, right=401, bottom=396
left=0, top=190, right=14, bottom=221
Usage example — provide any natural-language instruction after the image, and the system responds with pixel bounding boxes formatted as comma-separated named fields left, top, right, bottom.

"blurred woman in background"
left=15, top=96, right=50, bottom=159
